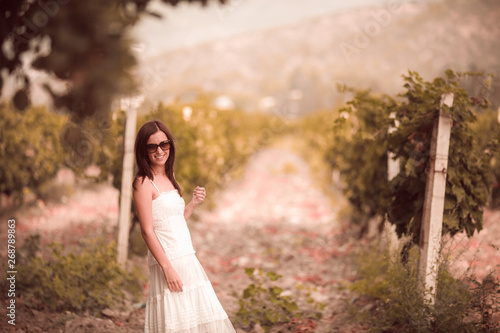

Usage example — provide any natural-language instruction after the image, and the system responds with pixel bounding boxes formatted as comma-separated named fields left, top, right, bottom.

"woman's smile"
left=154, top=154, right=166, bottom=161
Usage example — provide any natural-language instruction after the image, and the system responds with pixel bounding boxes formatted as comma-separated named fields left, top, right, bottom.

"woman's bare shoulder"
left=134, top=176, right=152, bottom=192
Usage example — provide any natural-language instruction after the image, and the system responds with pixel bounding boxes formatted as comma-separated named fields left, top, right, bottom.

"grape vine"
left=333, top=70, right=499, bottom=244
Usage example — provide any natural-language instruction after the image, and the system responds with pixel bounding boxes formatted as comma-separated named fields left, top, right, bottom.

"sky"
left=132, top=0, right=398, bottom=60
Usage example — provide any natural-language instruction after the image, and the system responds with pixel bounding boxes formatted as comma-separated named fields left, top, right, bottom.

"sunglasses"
left=146, top=140, right=171, bottom=153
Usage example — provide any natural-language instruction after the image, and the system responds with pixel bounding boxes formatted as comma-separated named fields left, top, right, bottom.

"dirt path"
left=197, top=146, right=337, bottom=227
left=190, top=145, right=361, bottom=332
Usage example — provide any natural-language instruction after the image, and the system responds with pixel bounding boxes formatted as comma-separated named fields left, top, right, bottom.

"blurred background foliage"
left=141, top=96, right=274, bottom=206
left=0, top=94, right=274, bottom=201
left=0, top=103, right=66, bottom=204
left=471, top=107, right=500, bottom=208
left=0, top=0, right=224, bottom=120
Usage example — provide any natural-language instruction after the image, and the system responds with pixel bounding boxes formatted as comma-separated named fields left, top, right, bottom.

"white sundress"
left=145, top=179, right=236, bottom=333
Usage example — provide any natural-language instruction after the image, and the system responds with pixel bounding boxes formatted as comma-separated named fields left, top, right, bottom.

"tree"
left=0, top=0, right=224, bottom=120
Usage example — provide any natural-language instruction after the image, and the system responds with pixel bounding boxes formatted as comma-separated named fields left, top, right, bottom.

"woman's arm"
left=184, top=186, right=206, bottom=221
left=133, top=178, right=183, bottom=292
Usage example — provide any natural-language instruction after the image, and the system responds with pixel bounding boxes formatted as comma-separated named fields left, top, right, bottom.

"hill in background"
left=138, top=0, right=500, bottom=115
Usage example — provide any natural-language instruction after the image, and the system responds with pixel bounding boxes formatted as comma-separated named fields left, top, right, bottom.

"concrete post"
left=417, top=93, right=454, bottom=303
left=117, top=96, right=142, bottom=267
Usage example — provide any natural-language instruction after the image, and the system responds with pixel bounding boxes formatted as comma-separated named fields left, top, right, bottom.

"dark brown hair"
left=133, top=119, right=182, bottom=196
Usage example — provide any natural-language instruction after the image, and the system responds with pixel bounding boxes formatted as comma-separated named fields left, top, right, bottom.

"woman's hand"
left=184, top=186, right=206, bottom=220
left=162, top=266, right=183, bottom=292
left=192, top=186, right=206, bottom=206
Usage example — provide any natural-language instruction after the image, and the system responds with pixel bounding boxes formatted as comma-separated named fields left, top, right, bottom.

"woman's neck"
left=151, top=167, right=166, bottom=178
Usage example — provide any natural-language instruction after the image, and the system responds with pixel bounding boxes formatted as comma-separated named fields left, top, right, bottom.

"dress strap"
left=149, top=178, right=161, bottom=194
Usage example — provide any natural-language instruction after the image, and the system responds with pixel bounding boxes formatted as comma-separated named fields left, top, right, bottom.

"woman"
left=133, top=119, right=236, bottom=333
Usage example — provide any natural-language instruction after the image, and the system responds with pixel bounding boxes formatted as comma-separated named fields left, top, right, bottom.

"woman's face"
left=146, top=130, right=170, bottom=168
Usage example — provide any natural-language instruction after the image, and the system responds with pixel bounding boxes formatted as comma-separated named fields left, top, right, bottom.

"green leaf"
left=444, top=198, right=456, bottom=210
left=284, top=300, right=300, bottom=313
left=271, top=286, right=283, bottom=296
left=452, top=184, right=466, bottom=203
left=404, top=157, right=416, bottom=176
left=265, top=311, right=279, bottom=323
left=266, top=271, right=282, bottom=281
left=244, top=267, right=255, bottom=277
left=243, top=284, right=256, bottom=298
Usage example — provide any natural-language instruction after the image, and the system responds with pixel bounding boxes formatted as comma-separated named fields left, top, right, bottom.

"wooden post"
left=417, top=93, right=454, bottom=303
left=387, top=112, right=400, bottom=255
left=387, top=113, right=400, bottom=181
left=117, top=96, right=142, bottom=267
